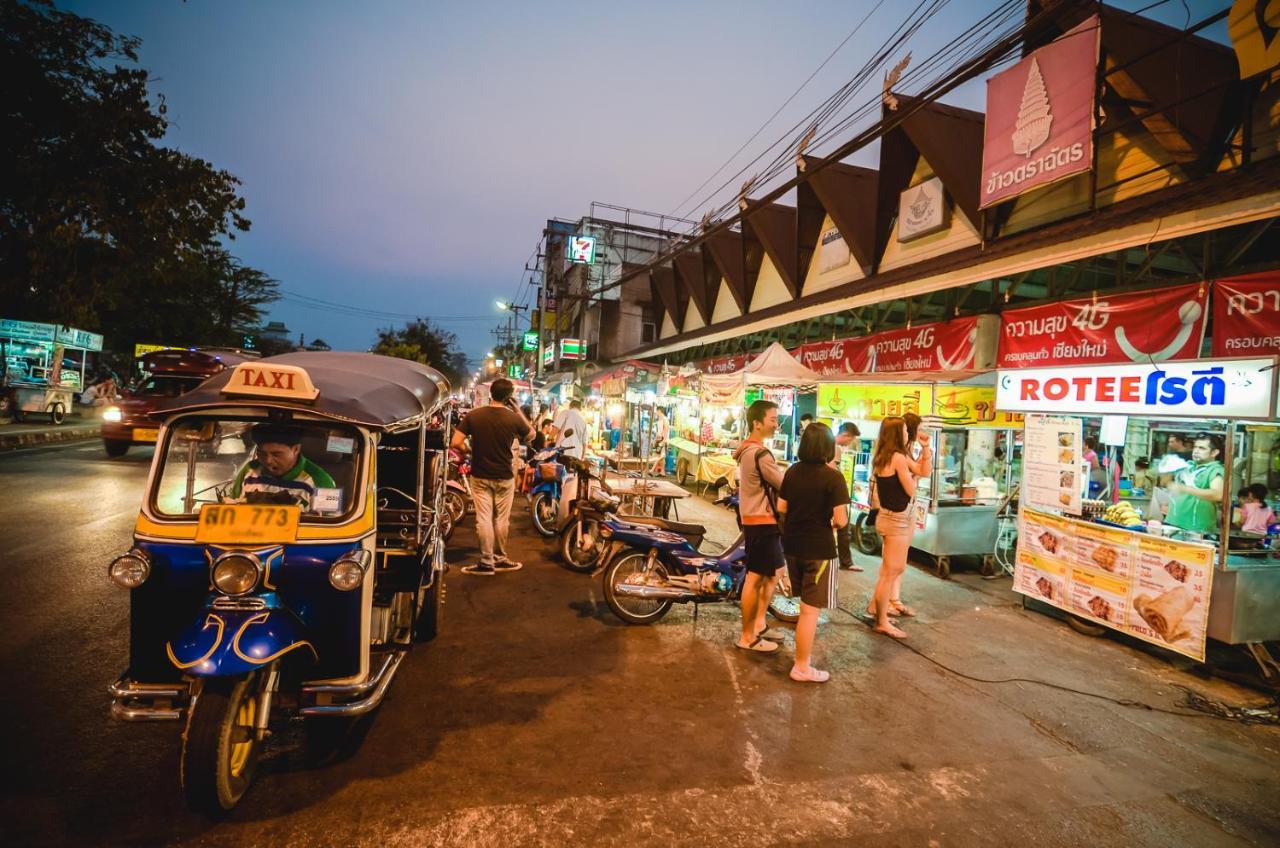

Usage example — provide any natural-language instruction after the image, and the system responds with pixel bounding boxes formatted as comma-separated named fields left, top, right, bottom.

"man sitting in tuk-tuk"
left=226, top=424, right=336, bottom=512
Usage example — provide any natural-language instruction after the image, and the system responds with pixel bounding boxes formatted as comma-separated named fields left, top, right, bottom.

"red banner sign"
left=1211, top=272, right=1280, bottom=357
left=997, top=283, right=1207, bottom=368
left=980, top=15, right=1099, bottom=209
left=702, top=353, right=748, bottom=375
left=793, top=317, right=980, bottom=376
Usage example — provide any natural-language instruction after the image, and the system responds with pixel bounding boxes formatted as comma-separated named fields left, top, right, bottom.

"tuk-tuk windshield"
left=153, top=416, right=363, bottom=520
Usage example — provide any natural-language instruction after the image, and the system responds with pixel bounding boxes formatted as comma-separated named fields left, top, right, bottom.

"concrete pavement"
left=2, top=441, right=1278, bottom=847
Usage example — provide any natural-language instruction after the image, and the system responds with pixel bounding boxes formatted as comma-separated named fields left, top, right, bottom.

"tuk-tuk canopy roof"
left=155, top=351, right=450, bottom=429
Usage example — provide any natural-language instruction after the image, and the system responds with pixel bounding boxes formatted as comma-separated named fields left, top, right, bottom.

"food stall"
left=662, top=369, right=704, bottom=482
left=997, top=357, right=1280, bottom=675
left=0, top=318, right=104, bottom=425
left=698, top=343, right=823, bottom=485
left=816, top=370, right=1022, bottom=577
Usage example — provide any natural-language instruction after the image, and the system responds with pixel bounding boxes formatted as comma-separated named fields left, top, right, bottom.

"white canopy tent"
left=700, top=342, right=824, bottom=405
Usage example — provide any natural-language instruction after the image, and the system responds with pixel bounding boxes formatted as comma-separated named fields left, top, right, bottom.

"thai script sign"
left=997, top=283, right=1207, bottom=368
left=793, top=316, right=979, bottom=376
left=1212, top=272, right=1280, bottom=357
left=897, top=177, right=949, bottom=241
left=996, top=358, right=1277, bottom=420
left=980, top=15, right=1099, bottom=209
left=1, top=319, right=103, bottom=351
left=817, top=383, right=934, bottom=422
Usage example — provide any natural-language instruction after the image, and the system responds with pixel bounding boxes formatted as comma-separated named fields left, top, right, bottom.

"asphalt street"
left=3, top=439, right=1280, bottom=847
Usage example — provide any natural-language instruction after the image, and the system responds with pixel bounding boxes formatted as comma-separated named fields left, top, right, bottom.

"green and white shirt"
left=228, top=456, right=337, bottom=512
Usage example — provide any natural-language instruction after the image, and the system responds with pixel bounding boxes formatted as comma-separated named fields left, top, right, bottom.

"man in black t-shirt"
left=452, top=378, right=533, bottom=575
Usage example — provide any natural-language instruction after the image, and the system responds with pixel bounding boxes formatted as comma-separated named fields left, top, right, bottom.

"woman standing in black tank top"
left=868, top=415, right=932, bottom=639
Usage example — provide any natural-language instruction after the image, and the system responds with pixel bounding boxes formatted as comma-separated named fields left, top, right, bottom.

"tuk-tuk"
left=106, top=352, right=452, bottom=813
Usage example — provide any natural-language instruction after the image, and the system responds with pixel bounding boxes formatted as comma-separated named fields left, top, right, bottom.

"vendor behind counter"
left=1164, top=433, right=1226, bottom=536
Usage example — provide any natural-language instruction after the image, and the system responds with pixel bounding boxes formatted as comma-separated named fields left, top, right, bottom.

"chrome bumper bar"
left=109, top=676, right=189, bottom=721
left=299, top=651, right=405, bottom=717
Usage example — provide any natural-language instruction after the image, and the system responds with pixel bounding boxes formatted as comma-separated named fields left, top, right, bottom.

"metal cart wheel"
left=1066, top=614, right=1107, bottom=637
left=934, top=555, right=951, bottom=580
left=48, top=401, right=65, bottom=425
left=980, top=554, right=999, bottom=577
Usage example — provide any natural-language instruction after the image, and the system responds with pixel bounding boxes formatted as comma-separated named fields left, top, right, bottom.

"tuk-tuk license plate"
left=195, top=505, right=301, bottom=544
left=132, top=428, right=160, bottom=442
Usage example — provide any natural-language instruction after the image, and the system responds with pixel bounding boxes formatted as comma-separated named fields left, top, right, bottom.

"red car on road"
left=102, top=349, right=255, bottom=456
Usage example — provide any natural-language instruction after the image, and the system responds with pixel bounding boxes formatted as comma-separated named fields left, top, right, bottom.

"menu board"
left=1015, top=507, right=1215, bottom=661
left=1023, top=414, right=1083, bottom=515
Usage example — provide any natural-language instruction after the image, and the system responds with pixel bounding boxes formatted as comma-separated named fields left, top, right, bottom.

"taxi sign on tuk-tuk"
left=221, top=362, right=319, bottom=401
left=194, top=504, right=301, bottom=544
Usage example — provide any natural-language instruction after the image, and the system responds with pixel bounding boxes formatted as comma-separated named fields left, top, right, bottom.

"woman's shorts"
left=785, top=556, right=838, bottom=609
left=875, top=506, right=913, bottom=538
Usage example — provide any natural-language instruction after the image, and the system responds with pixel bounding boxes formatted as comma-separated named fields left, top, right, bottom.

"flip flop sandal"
left=735, top=636, right=779, bottom=653
left=865, top=606, right=901, bottom=618
left=890, top=600, right=916, bottom=617
left=789, top=666, right=831, bottom=683
left=756, top=627, right=787, bottom=642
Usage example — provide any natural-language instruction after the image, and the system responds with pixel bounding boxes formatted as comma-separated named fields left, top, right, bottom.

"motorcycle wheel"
left=103, top=439, right=130, bottom=457
left=415, top=566, right=445, bottom=643
left=767, top=569, right=802, bottom=623
left=439, top=507, right=456, bottom=543
left=854, top=514, right=882, bottom=556
left=531, top=492, right=558, bottom=537
left=603, top=552, right=673, bottom=625
left=443, top=489, right=466, bottom=524
left=181, top=674, right=262, bottom=814
left=559, top=518, right=602, bottom=572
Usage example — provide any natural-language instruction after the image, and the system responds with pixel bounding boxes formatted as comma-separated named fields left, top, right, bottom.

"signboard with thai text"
left=980, top=16, right=1099, bottom=208
left=996, top=358, right=1277, bottom=420
left=997, top=283, right=1208, bottom=368
left=1212, top=272, right=1280, bottom=357
left=793, top=316, right=979, bottom=376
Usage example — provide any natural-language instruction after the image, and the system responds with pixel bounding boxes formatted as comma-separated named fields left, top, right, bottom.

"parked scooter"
left=529, top=444, right=572, bottom=537
left=598, top=492, right=798, bottom=625
left=443, top=447, right=472, bottom=525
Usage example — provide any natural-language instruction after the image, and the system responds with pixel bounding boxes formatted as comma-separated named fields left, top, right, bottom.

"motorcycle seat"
left=618, top=515, right=706, bottom=539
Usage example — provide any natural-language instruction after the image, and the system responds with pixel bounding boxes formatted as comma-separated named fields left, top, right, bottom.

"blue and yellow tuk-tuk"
left=106, top=352, right=452, bottom=813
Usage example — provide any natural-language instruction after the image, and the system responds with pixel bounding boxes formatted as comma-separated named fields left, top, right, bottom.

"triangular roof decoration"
left=650, top=265, right=686, bottom=330
left=673, top=248, right=711, bottom=324
left=742, top=201, right=800, bottom=298
left=799, top=154, right=879, bottom=275
left=704, top=227, right=751, bottom=313
left=880, top=95, right=977, bottom=233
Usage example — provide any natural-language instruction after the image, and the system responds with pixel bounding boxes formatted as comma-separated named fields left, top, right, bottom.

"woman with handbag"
left=867, top=416, right=932, bottom=639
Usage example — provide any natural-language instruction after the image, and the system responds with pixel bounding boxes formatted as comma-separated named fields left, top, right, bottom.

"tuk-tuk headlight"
left=329, top=549, right=371, bottom=591
left=102, top=406, right=123, bottom=423
left=211, top=552, right=261, bottom=596
left=108, top=550, right=150, bottom=589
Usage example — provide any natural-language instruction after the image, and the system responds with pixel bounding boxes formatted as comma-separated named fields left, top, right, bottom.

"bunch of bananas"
left=1103, top=501, right=1143, bottom=527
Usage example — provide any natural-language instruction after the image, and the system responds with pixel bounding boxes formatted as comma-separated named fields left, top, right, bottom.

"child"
left=1237, top=483, right=1275, bottom=534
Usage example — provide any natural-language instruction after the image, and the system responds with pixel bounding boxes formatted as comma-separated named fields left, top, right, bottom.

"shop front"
left=816, top=371, right=1022, bottom=576
left=0, top=318, right=104, bottom=424
left=997, top=357, right=1280, bottom=672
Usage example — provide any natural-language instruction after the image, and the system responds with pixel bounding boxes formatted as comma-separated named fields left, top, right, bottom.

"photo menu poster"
left=1023, top=413, right=1083, bottom=516
left=1015, top=507, right=1215, bottom=661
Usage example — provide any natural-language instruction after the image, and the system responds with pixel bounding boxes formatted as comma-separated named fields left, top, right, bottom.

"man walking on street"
left=452, top=378, right=533, bottom=575
left=834, top=422, right=864, bottom=571
left=733, top=399, right=787, bottom=652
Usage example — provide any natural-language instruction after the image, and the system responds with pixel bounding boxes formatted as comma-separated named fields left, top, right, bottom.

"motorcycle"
left=529, top=444, right=571, bottom=537
left=443, top=447, right=472, bottom=525
left=597, top=492, right=799, bottom=625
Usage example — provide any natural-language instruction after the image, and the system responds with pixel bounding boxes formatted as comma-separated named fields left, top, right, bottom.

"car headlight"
left=329, top=549, right=371, bottom=591
left=108, top=550, right=151, bottom=589
left=103, top=406, right=122, bottom=422
left=211, top=552, right=262, bottom=596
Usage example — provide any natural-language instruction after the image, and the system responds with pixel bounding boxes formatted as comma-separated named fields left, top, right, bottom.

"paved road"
left=4, top=441, right=1280, bottom=847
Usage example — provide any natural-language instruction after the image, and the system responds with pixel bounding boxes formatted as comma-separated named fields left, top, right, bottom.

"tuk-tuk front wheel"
left=181, top=674, right=262, bottom=814
left=103, top=439, right=130, bottom=457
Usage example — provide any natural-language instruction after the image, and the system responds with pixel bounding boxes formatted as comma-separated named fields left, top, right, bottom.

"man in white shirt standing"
left=551, top=398, right=588, bottom=460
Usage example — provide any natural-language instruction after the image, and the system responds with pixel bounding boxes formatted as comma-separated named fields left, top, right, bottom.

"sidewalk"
left=0, top=412, right=99, bottom=451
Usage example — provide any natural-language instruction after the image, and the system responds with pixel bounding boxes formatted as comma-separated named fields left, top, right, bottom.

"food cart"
left=997, top=357, right=1280, bottom=679
left=816, top=370, right=1022, bottom=577
left=0, top=318, right=104, bottom=424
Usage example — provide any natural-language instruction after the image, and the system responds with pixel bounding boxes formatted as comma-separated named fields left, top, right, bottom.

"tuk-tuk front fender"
left=166, top=606, right=316, bottom=677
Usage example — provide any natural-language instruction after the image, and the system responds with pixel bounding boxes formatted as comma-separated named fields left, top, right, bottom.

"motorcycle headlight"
left=329, top=549, right=371, bottom=591
left=211, top=552, right=261, bottom=596
left=108, top=550, right=150, bottom=589
left=103, top=406, right=122, bottom=423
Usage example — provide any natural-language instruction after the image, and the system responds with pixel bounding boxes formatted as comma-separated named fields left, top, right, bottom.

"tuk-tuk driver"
left=227, top=424, right=336, bottom=512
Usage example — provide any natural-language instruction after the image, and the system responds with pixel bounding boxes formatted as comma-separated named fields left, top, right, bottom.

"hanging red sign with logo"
left=702, top=353, right=749, bottom=375
left=1211, top=272, right=1280, bottom=357
left=793, top=317, right=980, bottom=376
left=979, top=15, right=1099, bottom=209
left=998, top=283, right=1208, bottom=368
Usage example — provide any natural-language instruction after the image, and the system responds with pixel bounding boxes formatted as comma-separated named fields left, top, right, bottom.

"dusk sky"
left=64, top=0, right=1229, bottom=365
